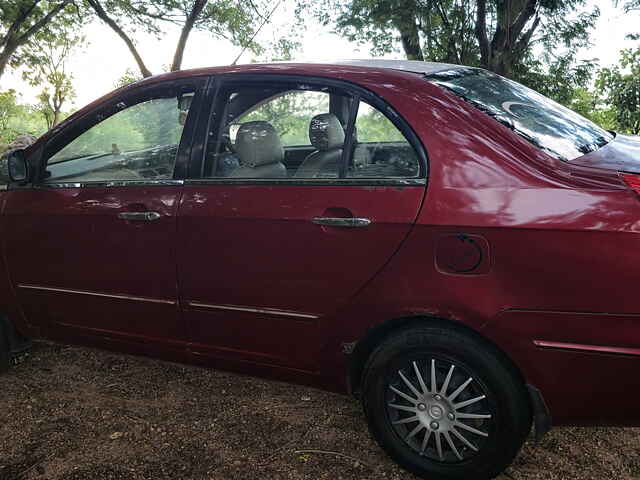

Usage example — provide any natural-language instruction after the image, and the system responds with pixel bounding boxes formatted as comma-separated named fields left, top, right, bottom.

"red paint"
left=3, top=187, right=184, bottom=344
left=178, top=185, right=424, bottom=370
left=620, top=172, right=640, bottom=195
left=3, top=62, right=640, bottom=428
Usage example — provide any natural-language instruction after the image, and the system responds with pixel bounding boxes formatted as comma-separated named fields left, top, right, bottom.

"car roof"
left=143, top=59, right=469, bottom=83
left=328, top=59, right=466, bottom=75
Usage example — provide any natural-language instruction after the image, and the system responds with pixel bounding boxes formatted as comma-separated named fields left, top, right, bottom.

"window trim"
left=189, top=73, right=428, bottom=186
left=35, top=76, right=207, bottom=188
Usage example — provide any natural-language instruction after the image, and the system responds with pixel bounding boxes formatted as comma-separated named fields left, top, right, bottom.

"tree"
left=21, top=33, right=82, bottom=128
left=114, top=68, right=143, bottom=88
left=618, top=0, right=640, bottom=11
left=515, top=52, right=597, bottom=107
left=566, top=87, right=616, bottom=130
left=597, top=47, right=640, bottom=134
left=0, top=0, right=77, bottom=81
left=303, top=0, right=599, bottom=79
left=477, top=0, right=599, bottom=78
left=0, top=90, right=19, bottom=135
left=86, top=0, right=269, bottom=78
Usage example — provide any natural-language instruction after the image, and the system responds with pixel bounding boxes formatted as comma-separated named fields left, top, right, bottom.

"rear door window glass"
left=347, top=100, right=421, bottom=178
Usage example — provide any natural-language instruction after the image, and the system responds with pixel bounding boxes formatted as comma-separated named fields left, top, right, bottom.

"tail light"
left=620, top=172, right=640, bottom=195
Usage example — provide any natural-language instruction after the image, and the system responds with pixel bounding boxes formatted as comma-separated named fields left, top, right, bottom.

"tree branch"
left=15, top=0, right=71, bottom=47
left=510, top=0, right=539, bottom=42
left=514, top=14, right=540, bottom=55
left=1, top=0, right=40, bottom=50
left=171, top=0, right=208, bottom=72
left=86, top=0, right=153, bottom=77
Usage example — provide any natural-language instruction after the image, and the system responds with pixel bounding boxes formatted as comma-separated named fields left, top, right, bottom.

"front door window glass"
left=46, top=93, right=193, bottom=182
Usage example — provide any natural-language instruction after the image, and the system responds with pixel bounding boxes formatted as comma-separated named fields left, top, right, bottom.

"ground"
left=0, top=341, right=639, bottom=480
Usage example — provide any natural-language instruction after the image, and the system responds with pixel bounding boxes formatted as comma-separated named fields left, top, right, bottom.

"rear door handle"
left=312, top=217, right=372, bottom=228
left=118, top=211, right=161, bottom=222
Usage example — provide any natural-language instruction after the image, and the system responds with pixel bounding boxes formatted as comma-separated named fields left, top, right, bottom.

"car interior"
left=204, top=84, right=421, bottom=179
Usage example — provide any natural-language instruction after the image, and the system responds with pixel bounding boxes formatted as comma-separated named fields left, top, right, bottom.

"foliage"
left=0, top=90, right=20, bottom=135
left=52, top=97, right=184, bottom=160
left=597, top=47, right=640, bottom=135
left=299, top=0, right=600, bottom=102
left=241, top=91, right=329, bottom=145
left=20, top=31, right=82, bottom=128
left=513, top=52, right=597, bottom=107
left=0, top=92, right=47, bottom=148
left=618, top=0, right=640, bottom=11
left=87, top=0, right=270, bottom=77
left=115, top=68, right=143, bottom=88
left=239, top=91, right=407, bottom=145
left=356, top=103, right=406, bottom=142
left=0, top=0, right=80, bottom=81
left=566, top=88, right=616, bottom=131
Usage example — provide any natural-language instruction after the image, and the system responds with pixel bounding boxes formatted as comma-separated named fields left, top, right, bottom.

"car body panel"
left=178, top=184, right=425, bottom=371
left=2, top=186, right=185, bottom=348
left=571, top=133, right=640, bottom=173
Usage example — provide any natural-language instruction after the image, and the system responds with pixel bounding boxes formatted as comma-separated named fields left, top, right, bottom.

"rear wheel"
left=362, top=324, right=531, bottom=480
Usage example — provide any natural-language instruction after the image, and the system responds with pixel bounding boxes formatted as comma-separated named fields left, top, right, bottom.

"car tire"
left=362, top=323, right=531, bottom=480
left=0, top=318, right=10, bottom=374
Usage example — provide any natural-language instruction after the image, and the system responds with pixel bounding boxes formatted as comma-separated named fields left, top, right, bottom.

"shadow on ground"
left=1, top=341, right=639, bottom=479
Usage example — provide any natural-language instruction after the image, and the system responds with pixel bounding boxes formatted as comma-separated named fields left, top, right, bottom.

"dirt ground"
left=0, top=341, right=639, bottom=480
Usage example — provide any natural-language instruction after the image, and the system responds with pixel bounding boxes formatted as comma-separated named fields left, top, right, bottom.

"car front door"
left=2, top=77, right=204, bottom=353
left=177, top=75, right=427, bottom=371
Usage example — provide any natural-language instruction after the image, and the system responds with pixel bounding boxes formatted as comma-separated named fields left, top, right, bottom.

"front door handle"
left=118, top=211, right=161, bottom=222
left=312, top=217, right=372, bottom=228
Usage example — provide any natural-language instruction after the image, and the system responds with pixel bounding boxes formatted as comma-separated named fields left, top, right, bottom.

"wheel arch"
left=349, top=315, right=511, bottom=394
left=347, top=313, right=550, bottom=438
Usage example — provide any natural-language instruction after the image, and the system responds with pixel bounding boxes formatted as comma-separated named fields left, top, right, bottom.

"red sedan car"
left=2, top=59, right=639, bottom=479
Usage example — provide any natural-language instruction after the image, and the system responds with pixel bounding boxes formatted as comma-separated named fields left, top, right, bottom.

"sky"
left=2, top=0, right=639, bottom=108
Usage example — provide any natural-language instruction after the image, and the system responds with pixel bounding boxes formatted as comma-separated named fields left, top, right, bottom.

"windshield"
left=425, top=68, right=613, bottom=161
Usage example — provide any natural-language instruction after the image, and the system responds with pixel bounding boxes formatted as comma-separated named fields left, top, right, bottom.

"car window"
left=45, top=93, right=193, bottom=183
left=205, top=85, right=350, bottom=179
left=204, top=81, right=422, bottom=181
left=237, top=90, right=330, bottom=147
left=348, top=100, right=421, bottom=178
left=426, top=68, right=613, bottom=161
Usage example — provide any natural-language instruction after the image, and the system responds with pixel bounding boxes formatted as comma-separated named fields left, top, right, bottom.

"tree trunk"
left=392, top=1, right=423, bottom=61
left=475, top=0, right=540, bottom=78
left=399, top=29, right=424, bottom=61
left=475, top=0, right=490, bottom=68
left=171, top=0, right=208, bottom=71
left=0, top=44, right=17, bottom=79
left=87, top=0, right=153, bottom=77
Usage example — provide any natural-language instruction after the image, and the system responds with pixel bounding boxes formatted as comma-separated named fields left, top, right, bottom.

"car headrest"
left=309, top=113, right=345, bottom=152
left=236, top=121, right=284, bottom=168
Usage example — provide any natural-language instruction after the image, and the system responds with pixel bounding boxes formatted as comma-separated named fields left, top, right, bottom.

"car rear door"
left=2, top=77, right=205, bottom=355
left=177, top=74, right=427, bottom=371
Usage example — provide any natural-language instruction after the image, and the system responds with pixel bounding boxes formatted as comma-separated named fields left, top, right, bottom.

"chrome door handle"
left=118, top=211, right=161, bottom=222
left=312, top=217, right=372, bottom=228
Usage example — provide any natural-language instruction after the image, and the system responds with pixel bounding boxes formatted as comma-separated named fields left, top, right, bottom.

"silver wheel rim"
left=386, top=357, right=493, bottom=463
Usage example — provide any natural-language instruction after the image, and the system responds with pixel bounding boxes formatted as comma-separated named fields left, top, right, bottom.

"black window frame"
left=33, top=76, right=208, bottom=188
left=186, top=73, right=429, bottom=186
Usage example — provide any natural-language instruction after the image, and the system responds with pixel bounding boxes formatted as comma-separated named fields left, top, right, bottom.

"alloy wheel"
left=385, top=357, right=494, bottom=463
